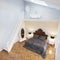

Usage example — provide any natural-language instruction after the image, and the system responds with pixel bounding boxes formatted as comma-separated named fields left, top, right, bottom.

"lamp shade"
left=48, top=35, right=55, bottom=45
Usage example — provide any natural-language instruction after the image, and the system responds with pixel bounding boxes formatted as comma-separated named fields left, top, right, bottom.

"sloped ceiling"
left=43, top=0, right=60, bottom=4
left=24, top=0, right=60, bottom=10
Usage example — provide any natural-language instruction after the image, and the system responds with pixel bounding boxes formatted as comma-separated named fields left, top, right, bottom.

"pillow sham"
left=33, top=35, right=39, bottom=39
left=39, top=36, right=46, bottom=41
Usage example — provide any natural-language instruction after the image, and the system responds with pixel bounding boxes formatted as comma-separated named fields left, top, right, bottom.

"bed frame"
left=34, top=29, right=48, bottom=39
left=24, top=29, right=48, bottom=58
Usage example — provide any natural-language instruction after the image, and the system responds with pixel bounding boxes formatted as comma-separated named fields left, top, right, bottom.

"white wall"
left=55, top=22, right=60, bottom=60
left=24, top=1, right=60, bottom=21
left=24, top=21, right=58, bottom=37
left=0, top=0, right=24, bottom=52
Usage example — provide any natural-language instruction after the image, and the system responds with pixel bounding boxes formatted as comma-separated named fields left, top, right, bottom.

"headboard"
left=34, top=29, right=48, bottom=39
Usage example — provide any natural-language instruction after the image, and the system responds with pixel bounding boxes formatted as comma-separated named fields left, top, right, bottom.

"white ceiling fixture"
left=30, top=13, right=41, bottom=19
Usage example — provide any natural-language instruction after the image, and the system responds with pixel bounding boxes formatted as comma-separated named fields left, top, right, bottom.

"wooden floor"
left=0, top=42, right=55, bottom=60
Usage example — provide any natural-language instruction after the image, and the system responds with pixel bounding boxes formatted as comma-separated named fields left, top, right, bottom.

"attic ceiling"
left=43, top=0, right=60, bottom=4
left=24, top=0, right=60, bottom=10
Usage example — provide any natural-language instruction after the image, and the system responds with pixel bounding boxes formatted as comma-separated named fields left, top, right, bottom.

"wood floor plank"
left=0, top=42, right=55, bottom=60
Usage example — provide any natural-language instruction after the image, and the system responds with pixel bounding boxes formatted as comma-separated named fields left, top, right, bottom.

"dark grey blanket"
left=24, top=36, right=48, bottom=58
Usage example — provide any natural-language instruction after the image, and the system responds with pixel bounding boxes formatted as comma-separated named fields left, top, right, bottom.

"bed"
left=24, top=29, right=48, bottom=58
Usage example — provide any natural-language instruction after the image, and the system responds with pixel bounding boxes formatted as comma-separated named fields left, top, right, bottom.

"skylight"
left=25, top=0, right=60, bottom=10
left=31, top=0, right=48, bottom=6
left=25, top=0, right=48, bottom=6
